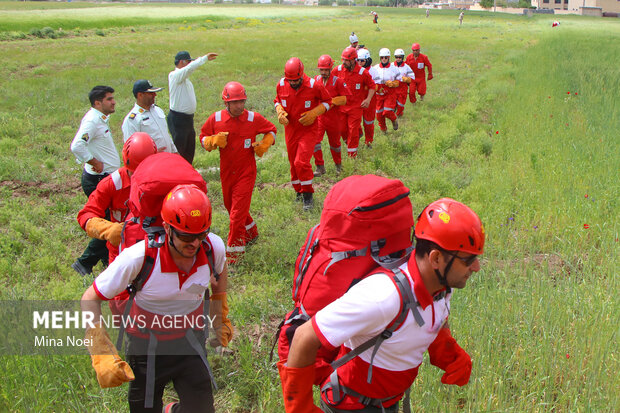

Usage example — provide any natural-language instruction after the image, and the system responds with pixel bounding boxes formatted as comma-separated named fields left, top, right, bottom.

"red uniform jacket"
left=314, top=74, right=351, bottom=124
left=200, top=109, right=276, bottom=180
left=405, top=53, right=433, bottom=80
left=331, top=64, right=376, bottom=111
left=77, top=167, right=132, bottom=262
left=274, top=74, right=332, bottom=128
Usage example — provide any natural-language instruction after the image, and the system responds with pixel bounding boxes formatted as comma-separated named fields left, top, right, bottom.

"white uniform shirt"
left=168, top=55, right=209, bottom=115
left=122, top=103, right=178, bottom=153
left=313, top=258, right=451, bottom=404
left=371, top=63, right=402, bottom=85
left=93, top=233, right=226, bottom=316
left=70, top=108, right=120, bottom=175
left=392, top=62, right=415, bottom=80
left=367, top=65, right=380, bottom=85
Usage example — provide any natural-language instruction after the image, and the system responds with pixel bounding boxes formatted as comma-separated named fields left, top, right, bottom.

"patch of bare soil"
left=1, top=180, right=81, bottom=198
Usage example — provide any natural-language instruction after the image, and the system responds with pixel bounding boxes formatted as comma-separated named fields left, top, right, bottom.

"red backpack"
left=110, top=152, right=208, bottom=316
left=120, top=152, right=207, bottom=250
left=276, top=174, right=415, bottom=385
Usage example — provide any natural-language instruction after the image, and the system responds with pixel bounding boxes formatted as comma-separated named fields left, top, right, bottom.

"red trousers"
left=376, top=92, right=397, bottom=130
left=221, top=169, right=259, bottom=261
left=285, top=125, right=315, bottom=193
left=409, top=78, right=427, bottom=103
left=361, top=95, right=377, bottom=145
left=395, top=83, right=408, bottom=116
left=341, top=107, right=363, bottom=158
left=313, top=114, right=342, bottom=166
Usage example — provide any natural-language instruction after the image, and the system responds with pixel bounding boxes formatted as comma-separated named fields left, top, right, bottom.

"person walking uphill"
left=332, top=47, right=376, bottom=158
left=279, top=198, right=485, bottom=412
left=122, top=79, right=177, bottom=154
left=81, top=184, right=230, bottom=413
left=312, top=54, right=351, bottom=177
left=274, top=57, right=331, bottom=211
left=199, top=82, right=277, bottom=264
left=373, top=48, right=402, bottom=133
left=406, top=44, right=433, bottom=104
left=70, top=85, right=121, bottom=276
left=168, top=50, right=218, bottom=164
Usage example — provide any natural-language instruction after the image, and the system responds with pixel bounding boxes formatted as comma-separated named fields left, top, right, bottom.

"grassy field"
left=0, top=2, right=618, bottom=412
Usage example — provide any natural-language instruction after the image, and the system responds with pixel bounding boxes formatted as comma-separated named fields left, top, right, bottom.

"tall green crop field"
left=0, top=3, right=617, bottom=412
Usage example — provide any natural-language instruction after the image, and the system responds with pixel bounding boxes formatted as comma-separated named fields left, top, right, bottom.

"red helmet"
left=415, top=198, right=484, bottom=255
left=284, top=57, right=304, bottom=80
left=341, top=47, right=358, bottom=61
left=411, top=43, right=421, bottom=51
left=122, top=132, right=157, bottom=172
left=317, top=54, right=334, bottom=69
left=161, top=184, right=212, bottom=234
left=221, top=81, right=247, bottom=102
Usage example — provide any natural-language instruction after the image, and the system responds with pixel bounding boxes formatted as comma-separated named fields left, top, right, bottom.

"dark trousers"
left=167, top=110, right=196, bottom=164
left=127, top=334, right=214, bottom=413
left=77, top=170, right=109, bottom=269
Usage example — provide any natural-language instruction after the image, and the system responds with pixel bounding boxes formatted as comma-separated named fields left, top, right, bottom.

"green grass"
left=0, top=4, right=618, bottom=412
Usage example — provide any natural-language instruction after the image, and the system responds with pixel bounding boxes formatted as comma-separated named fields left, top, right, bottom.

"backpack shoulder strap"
left=201, top=237, right=219, bottom=282
left=115, top=241, right=159, bottom=351
left=329, top=268, right=424, bottom=383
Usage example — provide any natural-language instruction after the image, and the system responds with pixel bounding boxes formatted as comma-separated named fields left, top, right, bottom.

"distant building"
left=531, top=0, right=620, bottom=13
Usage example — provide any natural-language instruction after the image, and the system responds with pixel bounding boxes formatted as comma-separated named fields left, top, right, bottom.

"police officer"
left=70, top=85, right=121, bottom=276
left=122, top=79, right=177, bottom=154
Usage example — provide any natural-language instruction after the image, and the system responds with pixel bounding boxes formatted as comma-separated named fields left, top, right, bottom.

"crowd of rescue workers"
left=71, top=31, right=486, bottom=413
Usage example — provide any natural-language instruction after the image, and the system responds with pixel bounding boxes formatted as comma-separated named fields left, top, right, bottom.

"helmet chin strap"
left=435, top=254, right=457, bottom=287
left=168, top=230, right=185, bottom=256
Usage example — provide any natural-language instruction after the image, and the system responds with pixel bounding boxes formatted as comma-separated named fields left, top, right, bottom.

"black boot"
left=296, top=192, right=303, bottom=202
left=302, top=192, right=314, bottom=211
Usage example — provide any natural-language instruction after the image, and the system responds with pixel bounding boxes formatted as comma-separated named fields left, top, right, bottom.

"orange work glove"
left=209, top=292, right=234, bottom=348
left=428, top=73, right=434, bottom=80
left=401, top=76, right=412, bottom=84
left=331, top=96, right=347, bottom=106
left=427, top=327, right=472, bottom=387
left=252, top=133, right=275, bottom=157
left=277, top=360, right=322, bottom=413
left=85, top=217, right=123, bottom=247
left=275, top=104, right=289, bottom=126
left=385, top=80, right=400, bottom=88
left=299, top=104, right=327, bottom=126
left=200, top=132, right=228, bottom=151
left=85, top=323, right=135, bottom=388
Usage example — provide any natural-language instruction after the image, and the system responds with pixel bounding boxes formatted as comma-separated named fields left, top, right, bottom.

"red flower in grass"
left=566, top=354, right=570, bottom=359
left=574, top=92, right=578, bottom=95
left=496, top=131, right=499, bottom=134
left=583, top=224, right=590, bottom=229
left=585, top=194, right=588, bottom=198
left=567, top=91, right=571, bottom=94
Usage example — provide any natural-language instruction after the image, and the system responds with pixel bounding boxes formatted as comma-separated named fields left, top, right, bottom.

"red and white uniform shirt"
left=93, top=233, right=226, bottom=340
left=312, top=254, right=451, bottom=409
left=371, top=63, right=402, bottom=96
left=392, top=61, right=414, bottom=83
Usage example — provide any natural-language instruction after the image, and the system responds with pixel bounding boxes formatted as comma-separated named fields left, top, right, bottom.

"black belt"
left=169, top=109, right=194, bottom=118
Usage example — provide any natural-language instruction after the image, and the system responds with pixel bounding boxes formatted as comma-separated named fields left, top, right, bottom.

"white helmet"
left=379, top=48, right=390, bottom=58
left=394, top=48, right=405, bottom=57
left=349, top=32, right=358, bottom=44
left=357, top=48, right=371, bottom=60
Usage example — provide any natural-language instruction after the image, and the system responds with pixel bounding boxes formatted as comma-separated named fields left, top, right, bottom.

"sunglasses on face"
left=443, top=250, right=478, bottom=266
left=172, top=228, right=209, bottom=243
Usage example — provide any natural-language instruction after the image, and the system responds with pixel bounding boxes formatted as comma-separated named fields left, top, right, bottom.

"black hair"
left=88, top=85, right=114, bottom=106
left=414, top=238, right=442, bottom=258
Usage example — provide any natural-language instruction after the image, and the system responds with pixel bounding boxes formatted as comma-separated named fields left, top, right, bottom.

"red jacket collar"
left=160, top=238, right=209, bottom=277
left=408, top=251, right=446, bottom=309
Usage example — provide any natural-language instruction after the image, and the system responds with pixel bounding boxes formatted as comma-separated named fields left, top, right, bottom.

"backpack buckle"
left=381, top=330, right=392, bottom=339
